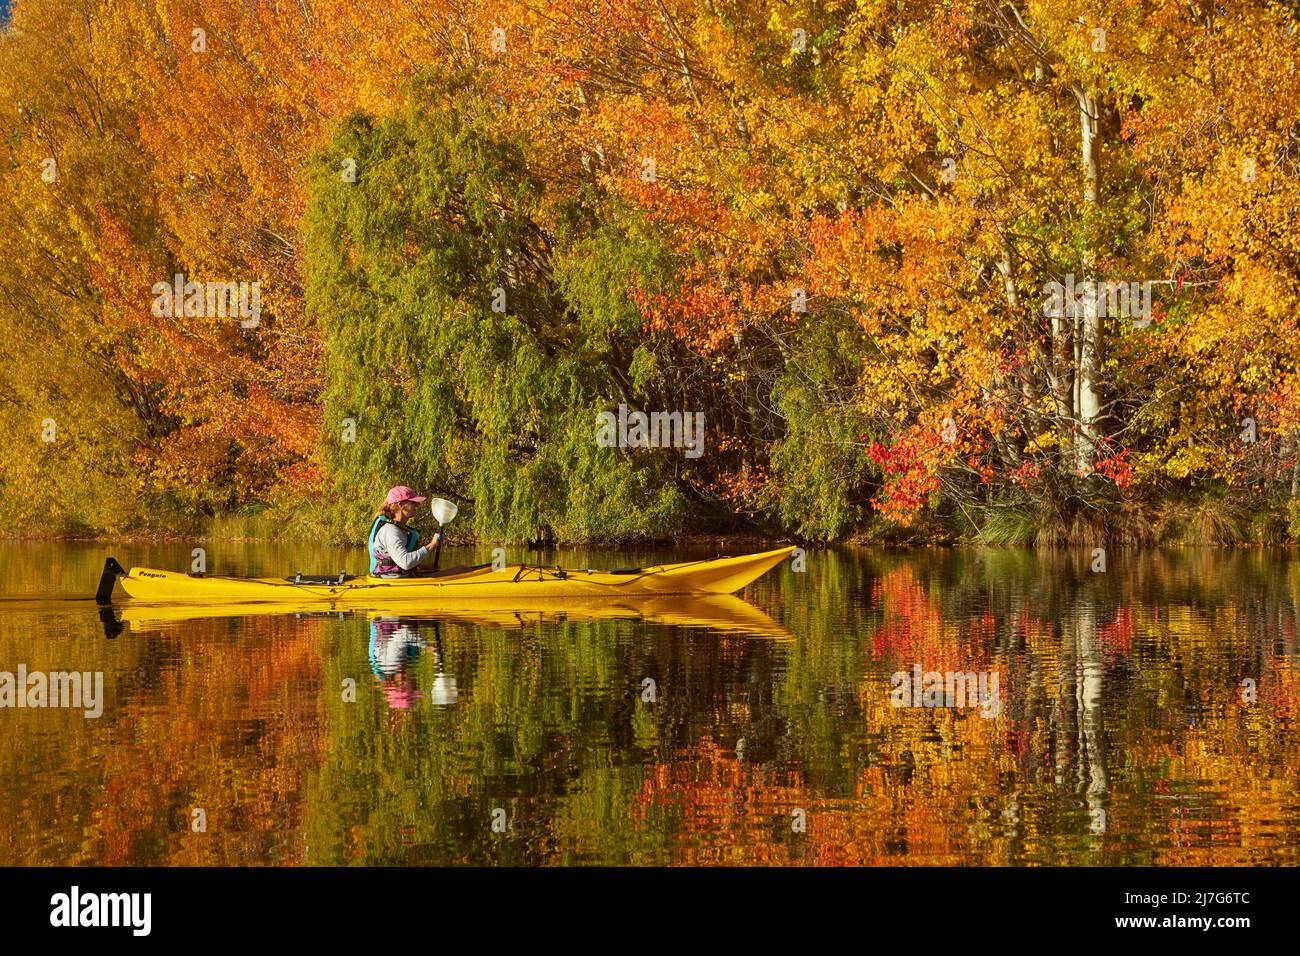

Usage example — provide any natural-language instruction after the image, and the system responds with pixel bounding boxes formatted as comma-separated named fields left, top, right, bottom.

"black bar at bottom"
left=0, top=866, right=1284, bottom=943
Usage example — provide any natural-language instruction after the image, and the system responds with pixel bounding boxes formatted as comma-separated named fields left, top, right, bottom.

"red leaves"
left=1008, top=459, right=1042, bottom=486
left=1093, top=448, right=1135, bottom=489
left=865, top=429, right=945, bottom=523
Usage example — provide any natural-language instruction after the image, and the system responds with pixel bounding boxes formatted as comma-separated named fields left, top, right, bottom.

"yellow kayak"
left=110, top=593, right=793, bottom=639
left=97, top=546, right=795, bottom=606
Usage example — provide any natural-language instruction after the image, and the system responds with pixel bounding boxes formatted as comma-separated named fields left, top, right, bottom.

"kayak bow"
left=97, top=546, right=796, bottom=606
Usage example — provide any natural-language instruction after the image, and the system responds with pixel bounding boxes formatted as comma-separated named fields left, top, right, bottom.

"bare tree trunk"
left=1075, top=85, right=1103, bottom=472
left=1290, top=430, right=1300, bottom=498
left=1049, top=309, right=1074, bottom=467
left=995, top=240, right=1034, bottom=466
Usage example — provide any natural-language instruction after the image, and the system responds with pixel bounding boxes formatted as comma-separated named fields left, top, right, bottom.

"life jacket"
left=367, top=515, right=421, bottom=576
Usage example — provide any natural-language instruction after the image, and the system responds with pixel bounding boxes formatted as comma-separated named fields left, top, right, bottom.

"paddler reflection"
left=368, top=617, right=458, bottom=709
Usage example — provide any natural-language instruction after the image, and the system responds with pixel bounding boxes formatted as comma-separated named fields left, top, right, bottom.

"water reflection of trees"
left=4, top=544, right=1296, bottom=865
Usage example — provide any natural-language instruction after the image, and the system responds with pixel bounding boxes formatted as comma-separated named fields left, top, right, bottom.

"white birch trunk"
left=1076, top=86, right=1103, bottom=472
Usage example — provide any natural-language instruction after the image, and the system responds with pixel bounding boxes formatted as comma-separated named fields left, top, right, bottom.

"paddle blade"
left=428, top=498, right=458, bottom=526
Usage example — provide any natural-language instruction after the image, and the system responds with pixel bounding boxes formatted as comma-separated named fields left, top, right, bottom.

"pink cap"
left=385, top=485, right=427, bottom=507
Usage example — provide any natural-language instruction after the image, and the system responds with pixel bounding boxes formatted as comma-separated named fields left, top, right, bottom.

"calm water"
left=1, top=541, right=1297, bottom=866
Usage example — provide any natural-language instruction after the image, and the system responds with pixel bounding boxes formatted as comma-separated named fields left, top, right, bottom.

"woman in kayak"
left=368, top=486, right=444, bottom=577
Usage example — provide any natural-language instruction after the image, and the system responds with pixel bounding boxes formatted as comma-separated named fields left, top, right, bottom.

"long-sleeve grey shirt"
left=374, top=523, right=430, bottom=572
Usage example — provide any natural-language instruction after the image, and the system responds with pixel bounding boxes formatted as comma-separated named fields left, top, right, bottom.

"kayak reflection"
left=109, top=593, right=793, bottom=639
left=370, top=618, right=457, bottom=710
